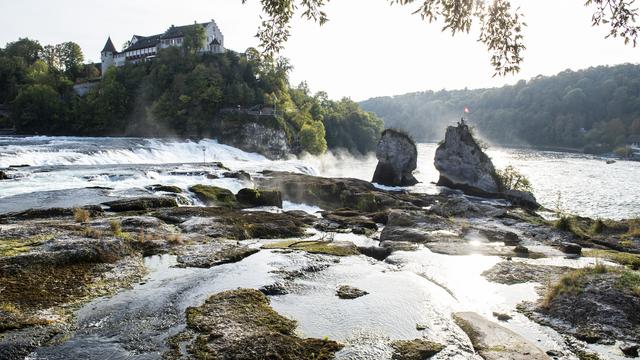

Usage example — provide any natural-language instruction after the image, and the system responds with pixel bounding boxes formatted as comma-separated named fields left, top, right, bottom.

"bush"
left=495, top=165, right=533, bottom=192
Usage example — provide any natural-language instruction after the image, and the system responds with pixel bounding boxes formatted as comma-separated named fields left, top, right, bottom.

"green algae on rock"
left=171, top=289, right=342, bottom=359
left=235, top=188, right=283, bottom=208
left=188, top=185, right=237, bottom=207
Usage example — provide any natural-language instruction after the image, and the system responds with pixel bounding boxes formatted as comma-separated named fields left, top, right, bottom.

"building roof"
left=102, top=37, right=117, bottom=53
left=122, top=34, right=162, bottom=52
left=115, top=21, right=217, bottom=54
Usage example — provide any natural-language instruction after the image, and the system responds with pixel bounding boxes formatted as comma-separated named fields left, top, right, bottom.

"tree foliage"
left=1, top=38, right=383, bottom=155
left=245, top=0, right=640, bottom=76
left=299, top=120, right=328, bottom=154
left=183, top=24, right=206, bottom=55
left=360, top=64, right=640, bottom=152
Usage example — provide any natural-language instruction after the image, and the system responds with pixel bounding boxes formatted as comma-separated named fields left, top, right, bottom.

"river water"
left=1, top=136, right=638, bottom=219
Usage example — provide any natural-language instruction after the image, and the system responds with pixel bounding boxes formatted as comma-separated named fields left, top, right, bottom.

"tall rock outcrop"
left=372, top=129, right=418, bottom=186
left=434, top=122, right=499, bottom=195
left=434, top=121, right=539, bottom=209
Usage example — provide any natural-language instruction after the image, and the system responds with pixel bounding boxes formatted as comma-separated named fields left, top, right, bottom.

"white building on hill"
left=101, top=20, right=225, bottom=77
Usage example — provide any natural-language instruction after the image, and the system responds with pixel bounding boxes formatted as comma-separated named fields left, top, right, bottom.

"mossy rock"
left=236, top=188, right=283, bottom=208
left=146, top=184, right=182, bottom=193
left=0, top=234, right=53, bottom=257
left=103, top=197, right=178, bottom=212
left=0, top=206, right=104, bottom=221
left=178, top=289, right=342, bottom=359
left=189, top=185, right=237, bottom=207
left=391, top=339, right=445, bottom=360
left=263, top=240, right=359, bottom=256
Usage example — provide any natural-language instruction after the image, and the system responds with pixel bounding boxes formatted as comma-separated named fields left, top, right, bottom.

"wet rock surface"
left=175, top=242, right=259, bottom=268
left=390, top=339, right=445, bottom=360
left=372, top=129, right=418, bottom=186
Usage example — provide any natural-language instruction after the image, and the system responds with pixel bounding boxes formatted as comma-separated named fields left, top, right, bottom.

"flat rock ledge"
left=164, top=289, right=342, bottom=359
left=453, top=312, right=549, bottom=360
left=482, top=261, right=571, bottom=286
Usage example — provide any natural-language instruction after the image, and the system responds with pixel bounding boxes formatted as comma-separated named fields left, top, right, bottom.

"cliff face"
left=213, top=112, right=291, bottom=159
left=434, top=123, right=499, bottom=195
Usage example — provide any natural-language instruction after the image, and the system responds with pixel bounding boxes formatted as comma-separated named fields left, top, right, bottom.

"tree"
left=243, top=0, right=640, bottom=76
left=40, top=42, right=84, bottom=77
left=58, top=42, right=84, bottom=76
left=360, top=63, right=640, bottom=151
left=183, top=24, right=206, bottom=55
left=12, top=84, right=63, bottom=133
left=299, top=120, right=328, bottom=155
left=3, top=38, right=42, bottom=64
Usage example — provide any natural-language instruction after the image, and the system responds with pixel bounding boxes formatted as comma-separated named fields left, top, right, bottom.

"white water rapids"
left=1, top=136, right=638, bottom=219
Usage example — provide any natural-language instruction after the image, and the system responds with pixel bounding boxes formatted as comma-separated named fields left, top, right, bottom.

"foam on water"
left=0, top=137, right=268, bottom=167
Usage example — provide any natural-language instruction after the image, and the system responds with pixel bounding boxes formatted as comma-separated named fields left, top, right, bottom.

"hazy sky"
left=1, top=0, right=638, bottom=100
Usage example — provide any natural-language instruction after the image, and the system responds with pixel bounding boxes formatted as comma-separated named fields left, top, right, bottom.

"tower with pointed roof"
left=100, top=37, right=117, bottom=77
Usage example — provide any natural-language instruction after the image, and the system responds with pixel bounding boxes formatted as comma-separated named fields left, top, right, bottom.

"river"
left=1, top=136, right=638, bottom=219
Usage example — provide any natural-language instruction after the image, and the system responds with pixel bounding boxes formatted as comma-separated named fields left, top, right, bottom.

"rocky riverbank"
left=0, top=166, right=638, bottom=359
